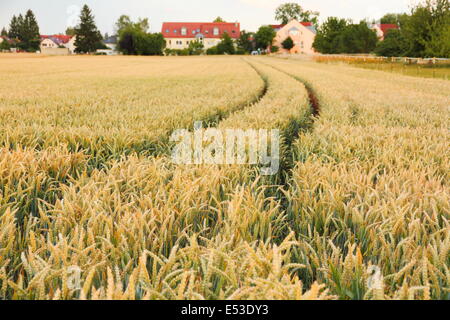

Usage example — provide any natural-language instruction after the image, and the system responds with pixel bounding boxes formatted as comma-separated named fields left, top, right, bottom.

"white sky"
left=0, top=0, right=414, bottom=35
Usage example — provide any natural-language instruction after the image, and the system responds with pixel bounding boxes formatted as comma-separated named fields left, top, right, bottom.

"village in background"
left=0, top=1, right=449, bottom=61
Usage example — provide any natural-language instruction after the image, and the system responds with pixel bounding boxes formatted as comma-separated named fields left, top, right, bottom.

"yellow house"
left=272, top=20, right=316, bottom=55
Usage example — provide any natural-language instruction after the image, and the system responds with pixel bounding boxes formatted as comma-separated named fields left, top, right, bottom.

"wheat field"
left=0, top=54, right=448, bottom=300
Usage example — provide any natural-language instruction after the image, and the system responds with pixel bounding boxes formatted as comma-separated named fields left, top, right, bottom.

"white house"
left=161, top=21, right=240, bottom=50
left=104, top=35, right=118, bottom=52
left=40, top=35, right=76, bottom=54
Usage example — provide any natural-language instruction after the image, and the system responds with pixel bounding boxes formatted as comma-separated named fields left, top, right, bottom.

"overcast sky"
left=0, top=0, right=415, bottom=35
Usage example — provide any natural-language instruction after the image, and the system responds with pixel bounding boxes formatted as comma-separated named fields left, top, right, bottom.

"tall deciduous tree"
left=337, top=22, right=378, bottom=54
left=255, top=25, right=276, bottom=50
left=74, top=5, right=102, bottom=53
left=374, top=29, right=408, bottom=56
left=275, top=2, right=319, bottom=26
left=380, top=13, right=404, bottom=25
left=217, top=32, right=235, bottom=54
left=65, top=27, right=76, bottom=36
left=313, top=19, right=377, bottom=54
left=403, top=0, right=450, bottom=57
left=237, top=30, right=254, bottom=53
left=312, top=17, right=348, bottom=54
left=115, top=15, right=149, bottom=35
left=117, top=16, right=165, bottom=56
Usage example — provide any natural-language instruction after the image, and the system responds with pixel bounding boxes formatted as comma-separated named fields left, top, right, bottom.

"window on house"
left=166, top=29, right=170, bottom=33
left=181, top=27, right=187, bottom=35
left=213, top=27, right=219, bottom=36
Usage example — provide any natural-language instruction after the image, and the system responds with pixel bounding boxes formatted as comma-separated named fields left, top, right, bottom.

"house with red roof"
left=161, top=21, right=240, bottom=50
left=369, top=24, right=399, bottom=40
left=40, top=35, right=77, bottom=54
left=271, top=20, right=317, bottom=55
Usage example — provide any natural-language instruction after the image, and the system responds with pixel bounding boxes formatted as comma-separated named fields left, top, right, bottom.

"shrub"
left=281, top=37, right=294, bottom=50
left=206, top=46, right=219, bottom=55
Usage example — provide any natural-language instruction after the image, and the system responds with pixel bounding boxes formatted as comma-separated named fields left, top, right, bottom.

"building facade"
left=271, top=20, right=317, bottom=55
left=40, top=35, right=76, bottom=54
left=161, top=22, right=240, bottom=50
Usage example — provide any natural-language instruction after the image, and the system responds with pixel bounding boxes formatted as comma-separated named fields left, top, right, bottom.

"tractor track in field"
left=263, top=60, right=321, bottom=118
left=199, top=60, right=269, bottom=128
left=256, top=60, right=322, bottom=240
left=153, top=60, right=270, bottom=158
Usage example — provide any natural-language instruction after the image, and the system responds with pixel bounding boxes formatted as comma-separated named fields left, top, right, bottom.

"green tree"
left=255, top=25, right=276, bottom=50
left=217, top=32, right=235, bottom=54
left=281, top=36, right=294, bottom=50
left=1, top=27, right=7, bottom=37
left=399, top=0, right=449, bottom=57
left=141, top=33, right=165, bottom=55
left=213, top=17, right=225, bottom=23
left=188, top=39, right=204, bottom=55
left=74, top=5, right=102, bottom=53
left=115, top=15, right=149, bottom=35
left=237, top=30, right=254, bottom=53
left=117, top=16, right=164, bottom=56
left=337, top=22, right=378, bottom=54
left=118, top=27, right=139, bottom=55
left=115, top=15, right=132, bottom=33
left=118, top=27, right=165, bottom=56
left=22, top=10, right=40, bottom=51
left=374, top=29, right=408, bottom=56
left=0, top=39, right=11, bottom=51
left=8, top=15, right=21, bottom=39
left=380, top=13, right=404, bottom=25
left=65, top=27, right=76, bottom=36
left=7, top=10, right=40, bottom=51
left=312, top=17, right=348, bottom=54
left=275, top=2, right=319, bottom=26
left=421, top=0, right=449, bottom=57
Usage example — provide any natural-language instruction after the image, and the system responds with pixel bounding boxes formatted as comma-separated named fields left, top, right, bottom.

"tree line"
left=375, top=0, right=449, bottom=58
left=313, top=19, right=378, bottom=54
left=313, top=0, right=449, bottom=58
